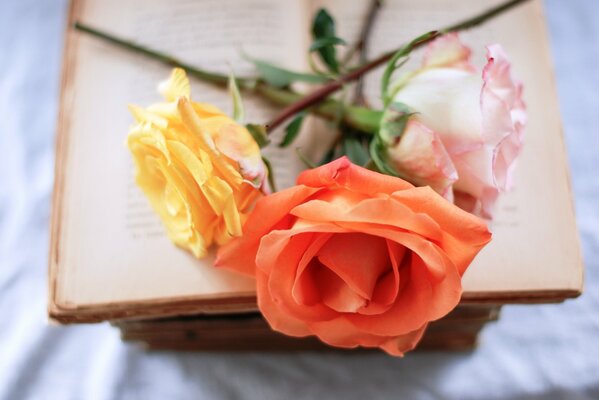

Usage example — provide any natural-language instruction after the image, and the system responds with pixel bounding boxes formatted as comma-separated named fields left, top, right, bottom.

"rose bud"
left=388, top=33, right=526, bottom=218
left=216, top=157, right=491, bottom=356
left=127, top=68, right=267, bottom=258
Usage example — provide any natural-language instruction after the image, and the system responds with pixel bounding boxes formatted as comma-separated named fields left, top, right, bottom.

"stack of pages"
left=49, top=0, right=583, bottom=351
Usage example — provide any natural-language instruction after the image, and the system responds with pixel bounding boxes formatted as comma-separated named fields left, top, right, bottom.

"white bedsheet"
left=1, top=0, right=598, bottom=399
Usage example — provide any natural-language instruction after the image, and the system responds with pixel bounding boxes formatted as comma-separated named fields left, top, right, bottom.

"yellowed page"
left=313, top=0, right=583, bottom=298
left=52, top=0, right=315, bottom=312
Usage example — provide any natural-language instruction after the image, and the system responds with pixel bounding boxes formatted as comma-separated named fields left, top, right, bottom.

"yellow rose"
left=127, top=68, right=267, bottom=258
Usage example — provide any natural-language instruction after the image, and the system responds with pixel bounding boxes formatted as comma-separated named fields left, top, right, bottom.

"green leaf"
left=245, top=124, right=270, bottom=148
left=311, top=8, right=341, bottom=73
left=279, top=112, right=306, bottom=147
left=342, top=137, right=370, bottom=166
left=369, top=136, right=400, bottom=177
left=295, top=148, right=317, bottom=169
left=261, top=156, right=277, bottom=192
left=312, top=9, right=336, bottom=38
left=228, top=73, right=244, bottom=123
left=247, top=56, right=329, bottom=88
left=309, top=36, right=346, bottom=52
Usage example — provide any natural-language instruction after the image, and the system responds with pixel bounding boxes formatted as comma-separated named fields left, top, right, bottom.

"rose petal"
left=316, top=233, right=391, bottom=300
left=309, top=314, right=427, bottom=356
left=292, top=233, right=333, bottom=305
left=297, top=156, right=413, bottom=195
left=343, top=225, right=449, bottom=283
left=290, top=195, right=443, bottom=242
left=348, top=252, right=433, bottom=335
left=313, top=263, right=369, bottom=313
left=306, top=316, right=392, bottom=349
left=390, top=186, right=491, bottom=274
left=215, top=184, right=320, bottom=275
left=356, top=240, right=405, bottom=316
left=481, top=44, right=526, bottom=191
left=158, top=68, right=190, bottom=102
left=379, top=325, right=428, bottom=357
left=256, top=269, right=312, bottom=337
left=422, top=33, right=475, bottom=72
left=387, top=119, right=458, bottom=198
left=348, top=246, right=461, bottom=336
left=257, top=225, right=360, bottom=322
left=451, top=151, right=500, bottom=219
left=393, top=69, right=483, bottom=154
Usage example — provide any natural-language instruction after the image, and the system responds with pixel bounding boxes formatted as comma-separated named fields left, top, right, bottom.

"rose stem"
left=265, top=0, right=532, bottom=132
left=73, top=0, right=530, bottom=134
left=73, top=22, right=381, bottom=133
left=352, top=0, right=382, bottom=106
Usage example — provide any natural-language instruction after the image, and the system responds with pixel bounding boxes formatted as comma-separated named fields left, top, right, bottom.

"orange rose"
left=216, top=157, right=491, bottom=356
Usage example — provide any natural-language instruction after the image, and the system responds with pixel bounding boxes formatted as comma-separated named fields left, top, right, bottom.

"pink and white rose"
left=388, top=34, right=526, bottom=218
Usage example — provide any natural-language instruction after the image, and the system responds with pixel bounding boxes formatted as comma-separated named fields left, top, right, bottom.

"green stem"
left=75, top=0, right=530, bottom=134
left=255, top=84, right=381, bottom=132
left=74, top=22, right=380, bottom=132
left=266, top=0, right=532, bottom=131
left=74, top=23, right=233, bottom=86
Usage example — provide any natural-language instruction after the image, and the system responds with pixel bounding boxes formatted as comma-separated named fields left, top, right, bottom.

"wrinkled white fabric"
left=0, top=0, right=598, bottom=399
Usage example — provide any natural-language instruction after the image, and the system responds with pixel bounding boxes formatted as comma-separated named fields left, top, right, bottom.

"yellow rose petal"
left=159, top=68, right=190, bottom=102
left=127, top=68, right=266, bottom=259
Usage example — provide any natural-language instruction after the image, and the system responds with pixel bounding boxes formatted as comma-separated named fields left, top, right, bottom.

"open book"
left=49, top=0, right=583, bottom=323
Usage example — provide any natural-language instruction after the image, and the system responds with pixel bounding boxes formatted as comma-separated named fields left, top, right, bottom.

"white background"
left=0, top=0, right=598, bottom=399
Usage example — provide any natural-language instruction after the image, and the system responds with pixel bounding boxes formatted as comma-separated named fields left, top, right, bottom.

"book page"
left=313, top=0, right=583, bottom=298
left=52, top=0, right=316, bottom=310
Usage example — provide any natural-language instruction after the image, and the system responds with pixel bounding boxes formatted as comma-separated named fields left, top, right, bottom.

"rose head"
left=216, top=157, right=491, bottom=355
left=127, top=69, right=267, bottom=258
left=388, top=34, right=526, bottom=218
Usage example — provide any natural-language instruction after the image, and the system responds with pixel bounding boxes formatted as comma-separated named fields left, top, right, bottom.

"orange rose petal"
left=307, top=316, right=389, bottom=349
left=391, top=186, right=491, bottom=274
left=361, top=240, right=405, bottom=312
left=354, top=271, right=397, bottom=316
left=307, top=315, right=426, bottom=355
left=261, top=230, right=340, bottom=322
left=313, top=265, right=369, bottom=313
left=256, top=269, right=312, bottom=337
left=316, top=233, right=390, bottom=300
left=290, top=196, right=443, bottom=242
left=292, top=233, right=333, bottom=305
left=349, top=250, right=461, bottom=335
left=345, top=253, right=431, bottom=335
left=215, top=185, right=320, bottom=275
left=335, top=224, right=448, bottom=283
left=379, top=324, right=428, bottom=357
left=256, top=224, right=347, bottom=275
left=362, top=227, right=465, bottom=322
left=291, top=259, right=322, bottom=306
left=297, top=156, right=413, bottom=196
left=220, top=159, right=491, bottom=355
left=310, top=187, right=369, bottom=209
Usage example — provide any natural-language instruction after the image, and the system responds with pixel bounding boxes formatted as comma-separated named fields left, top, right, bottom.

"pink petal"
left=481, top=44, right=526, bottom=191
left=422, top=33, right=475, bottom=72
left=387, top=119, right=458, bottom=198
